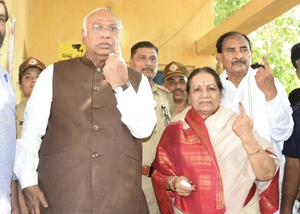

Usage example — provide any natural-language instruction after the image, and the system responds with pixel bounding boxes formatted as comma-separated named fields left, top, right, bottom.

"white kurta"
left=220, top=67, right=293, bottom=210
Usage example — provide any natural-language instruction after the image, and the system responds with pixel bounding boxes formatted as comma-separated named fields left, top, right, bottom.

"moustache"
left=172, top=89, right=184, bottom=94
left=141, top=67, right=153, bottom=72
left=232, top=60, right=246, bottom=65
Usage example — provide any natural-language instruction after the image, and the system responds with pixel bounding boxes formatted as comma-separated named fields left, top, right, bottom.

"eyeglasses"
left=161, top=105, right=171, bottom=127
left=86, top=24, right=119, bottom=34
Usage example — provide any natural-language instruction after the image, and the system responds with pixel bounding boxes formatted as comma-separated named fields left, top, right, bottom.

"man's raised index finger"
left=261, top=56, right=271, bottom=72
left=114, top=39, right=122, bottom=57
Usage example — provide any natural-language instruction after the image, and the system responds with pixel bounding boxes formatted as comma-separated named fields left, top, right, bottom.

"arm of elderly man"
left=255, top=57, right=293, bottom=142
left=13, top=63, right=156, bottom=212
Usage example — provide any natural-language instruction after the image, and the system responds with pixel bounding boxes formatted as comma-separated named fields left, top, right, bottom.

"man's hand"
left=11, top=180, right=21, bottom=214
left=23, top=185, right=48, bottom=214
left=254, top=56, right=277, bottom=101
left=103, top=39, right=128, bottom=89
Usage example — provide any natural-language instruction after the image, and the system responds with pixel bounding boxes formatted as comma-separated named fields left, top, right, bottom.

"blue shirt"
left=282, top=103, right=300, bottom=158
left=0, top=65, right=16, bottom=213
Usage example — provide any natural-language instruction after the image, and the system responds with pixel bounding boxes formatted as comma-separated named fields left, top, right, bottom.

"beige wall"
left=1, top=0, right=296, bottom=103
left=2, top=0, right=215, bottom=103
left=26, top=0, right=215, bottom=67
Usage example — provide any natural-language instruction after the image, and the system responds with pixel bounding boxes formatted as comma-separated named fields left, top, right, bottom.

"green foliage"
left=249, top=6, right=300, bottom=94
left=214, top=0, right=300, bottom=94
left=214, top=0, right=250, bottom=26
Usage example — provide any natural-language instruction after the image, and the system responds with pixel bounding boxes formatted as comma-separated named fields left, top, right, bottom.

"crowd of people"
left=0, top=1, right=300, bottom=214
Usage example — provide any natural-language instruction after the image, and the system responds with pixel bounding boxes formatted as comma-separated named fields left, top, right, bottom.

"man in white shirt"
left=217, top=31, right=293, bottom=213
left=0, top=1, right=16, bottom=213
left=14, top=8, right=156, bottom=214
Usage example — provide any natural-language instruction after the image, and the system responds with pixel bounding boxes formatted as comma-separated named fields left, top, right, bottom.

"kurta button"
left=96, top=67, right=101, bottom=72
left=92, top=152, right=99, bottom=159
left=94, top=125, right=99, bottom=131
left=93, top=105, right=99, bottom=109
left=94, top=87, right=99, bottom=91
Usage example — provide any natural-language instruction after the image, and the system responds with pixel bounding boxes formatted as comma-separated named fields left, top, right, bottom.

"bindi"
left=202, top=81, right=205, bottom=87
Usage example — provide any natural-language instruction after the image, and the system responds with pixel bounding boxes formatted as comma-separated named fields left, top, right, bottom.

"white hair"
left=82, top=7, right=123, bottom=35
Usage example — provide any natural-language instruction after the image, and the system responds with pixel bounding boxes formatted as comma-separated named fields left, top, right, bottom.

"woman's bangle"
left=247, top=145, right=261, bottom=156
left=169, top=176, right=177, bottom=192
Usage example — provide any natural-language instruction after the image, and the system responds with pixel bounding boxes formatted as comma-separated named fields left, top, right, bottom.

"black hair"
left=251, top=63, right=265, bottom=69
left=18, top=73, right=22, bottom=83
left=216, top=31, right=252, bottom=53
left=289, top=88, right=300, bottom=107
left=187, top=67, right=223, bottom=94
left=291, top=42, right=300, bottom=70
left=130, top=41, right=158, bottom=58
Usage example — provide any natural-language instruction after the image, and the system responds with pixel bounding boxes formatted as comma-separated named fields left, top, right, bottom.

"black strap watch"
left=113, top=80, right=131, bottom=94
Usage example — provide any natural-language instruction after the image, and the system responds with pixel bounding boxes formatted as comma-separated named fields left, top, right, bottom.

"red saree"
left=151, top=107, right=279, bottom=214
left=152, top=107, right=226, bottom=214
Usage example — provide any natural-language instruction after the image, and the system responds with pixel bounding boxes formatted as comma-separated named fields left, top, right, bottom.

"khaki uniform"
left=15, top=99, right=28, bottom=139
left=172, top=102, right=190, bottom=117
left=142, top=82, right=174, bottom=214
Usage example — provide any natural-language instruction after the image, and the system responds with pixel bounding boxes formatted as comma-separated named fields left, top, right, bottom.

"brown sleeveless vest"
left=38, top=56, right=148, bottom=214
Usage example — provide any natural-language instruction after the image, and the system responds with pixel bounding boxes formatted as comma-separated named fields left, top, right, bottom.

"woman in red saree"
left=151, top=67, right=280, bottom=214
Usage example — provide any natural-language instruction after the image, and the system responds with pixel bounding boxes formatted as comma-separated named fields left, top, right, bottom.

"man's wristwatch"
left=113, top=80, right=131, bottom=94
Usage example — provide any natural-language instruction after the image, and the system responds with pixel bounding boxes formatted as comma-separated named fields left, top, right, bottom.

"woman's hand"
left=232, top=102, right=276, bottom=181
left=232, top=102, right=255, bottom=143
left=168, top=176, right=196, bottom=197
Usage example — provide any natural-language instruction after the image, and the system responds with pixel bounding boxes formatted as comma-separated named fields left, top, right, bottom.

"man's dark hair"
left=130, top=41, right=158, bottom=58
left=291, top=42, right=300, bottom=70
left=0, top=0, right=9, bottom=23
left=251, top=62, right=265, bottom=69
left=187, top=67, right=223, bottom=94
left=216, top=31, right=252, bottom=53
left=289, top=88, right=300, bottom=107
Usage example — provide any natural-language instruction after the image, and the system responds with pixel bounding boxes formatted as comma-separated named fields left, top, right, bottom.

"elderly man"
left=14, top=8, right=156, bottom=214
left=162, top=61, right=189, bottom=114
left=281, top=42, right=300, bottom=214
left=129, top=41, right=173, bottom=214
left=0, top=1, right=16, bottom=213
left=217, top=31, right=293, bottom=212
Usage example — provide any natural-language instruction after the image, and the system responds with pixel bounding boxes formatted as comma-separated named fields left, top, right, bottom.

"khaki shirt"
left=172, top=101, right=190, bottom=117
left=142, top=82, right=174, bottom=214
left=142, top=82, right=174, bottom=165
left=15, top=99, right=28, bottom=139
